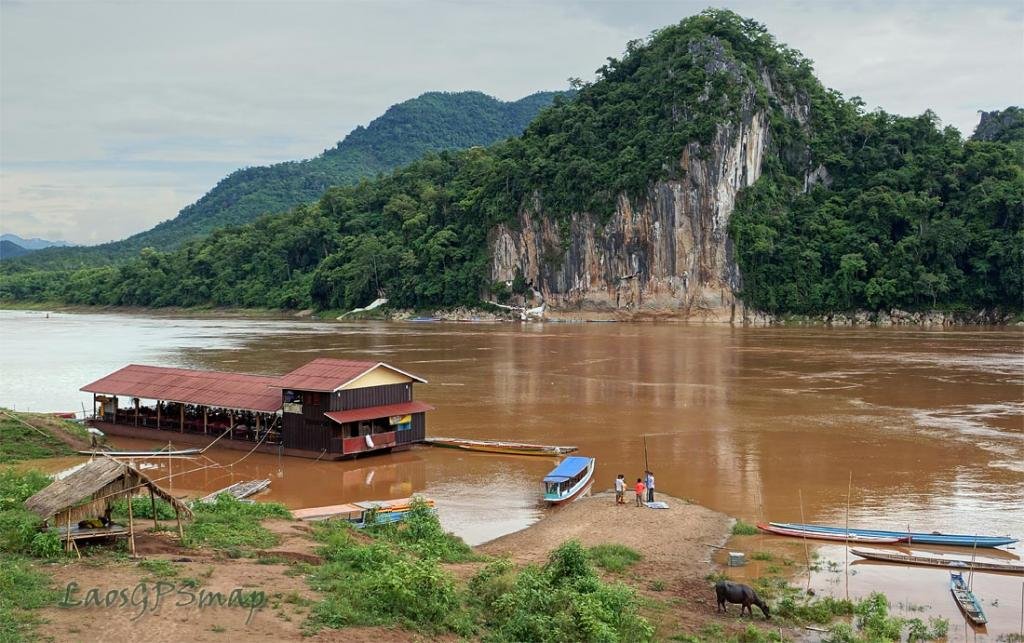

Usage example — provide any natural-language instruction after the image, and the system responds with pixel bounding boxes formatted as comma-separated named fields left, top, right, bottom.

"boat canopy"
left=544, top=456, right=592, bottom=483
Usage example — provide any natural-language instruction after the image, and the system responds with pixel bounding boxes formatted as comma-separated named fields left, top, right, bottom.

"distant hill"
left=9, top=90, right=565, bottom=270
left=0, top=240, right=31, bottom=260
left=0, top=234, right=73, bottom=250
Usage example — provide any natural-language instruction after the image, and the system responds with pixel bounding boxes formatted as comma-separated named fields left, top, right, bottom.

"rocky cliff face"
left=490, top=41, right=810, bottom=321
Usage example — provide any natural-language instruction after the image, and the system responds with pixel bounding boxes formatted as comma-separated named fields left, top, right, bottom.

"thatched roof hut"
left=24, top=455, right=191, bottom=555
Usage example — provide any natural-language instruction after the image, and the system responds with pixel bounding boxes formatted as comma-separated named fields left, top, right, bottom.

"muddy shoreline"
left=2, top=302, right=1020, bottom=326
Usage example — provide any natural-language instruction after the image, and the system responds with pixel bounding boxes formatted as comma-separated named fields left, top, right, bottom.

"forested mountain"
left=0, top=241, right=31, bottom=260
left=7, top=91, right=564, bottom=270
left=1, top=10, right=1020, bottom=318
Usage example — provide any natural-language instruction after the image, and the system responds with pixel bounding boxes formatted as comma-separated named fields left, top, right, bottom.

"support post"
left=135, top=398, right=140, bottom=427
left=149, top=486, right=158, bottom=530
left=203, top=407, right=208, bottom=435
left=229, top=410, right=234, bottom=440
left=256, top=413, right=261, bottom=441
left=180, top=404, right=184, bottom=433
left=156, top=401, right=161, bottom=430
left=127, top=492, right=136, bottom=557
left=175, top=506, right=184, bottom=541
left=65, top=511, right=72, bottom=553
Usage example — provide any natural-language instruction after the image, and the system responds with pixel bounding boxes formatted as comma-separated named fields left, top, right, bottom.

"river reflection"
left=2, top=310, right=1022, bottom=635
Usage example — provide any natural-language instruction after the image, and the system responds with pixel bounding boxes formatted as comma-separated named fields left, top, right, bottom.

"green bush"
left=307, top=534, right=466, bottom=634
left=732, top=520, right=759, bottom=535
left=28, top=531, right=62, bottom=559
left=480, top=540, right=654, bottom=642
left=367, top=498, right=474, bottom=562
left=112, top=496, right=177, bottom=521
left=588, top=543, right=643, bottom=572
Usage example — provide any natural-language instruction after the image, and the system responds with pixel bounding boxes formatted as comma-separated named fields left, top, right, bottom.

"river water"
left=2, top=310, right=1022, bottom=636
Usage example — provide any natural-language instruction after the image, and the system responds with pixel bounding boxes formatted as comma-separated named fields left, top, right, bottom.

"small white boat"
left=543, top=456, right=595, bottom=504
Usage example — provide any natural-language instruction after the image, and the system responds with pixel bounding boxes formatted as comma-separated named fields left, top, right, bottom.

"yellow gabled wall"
left=339, top=365, right=414, bottom=390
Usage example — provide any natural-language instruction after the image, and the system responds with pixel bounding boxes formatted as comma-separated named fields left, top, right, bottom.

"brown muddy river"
left=2, top=310, right=1022, bottom=636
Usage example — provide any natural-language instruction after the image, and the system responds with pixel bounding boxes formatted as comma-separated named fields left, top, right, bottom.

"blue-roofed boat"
left=950, top=572, right=988, bottom=625
left=543, top=456, right=595, bottom=504
left=769, top=522, right=1017, bottom=548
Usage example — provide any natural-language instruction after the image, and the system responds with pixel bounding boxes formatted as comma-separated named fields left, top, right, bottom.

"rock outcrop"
left=490, top=41, right=809, bottom=321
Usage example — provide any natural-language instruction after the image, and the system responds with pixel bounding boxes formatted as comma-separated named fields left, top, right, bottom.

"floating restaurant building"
left=82, top=358, right=433, bottom=460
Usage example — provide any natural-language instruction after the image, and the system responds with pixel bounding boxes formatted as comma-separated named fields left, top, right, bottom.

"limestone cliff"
left=490, top=41, right=809, bottom=321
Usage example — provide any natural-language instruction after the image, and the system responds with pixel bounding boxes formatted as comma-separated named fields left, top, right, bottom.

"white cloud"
left=1, top=0, right=1021, bottom=244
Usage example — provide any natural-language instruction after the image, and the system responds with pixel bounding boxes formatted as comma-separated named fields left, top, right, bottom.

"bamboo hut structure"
left=23, top=455, right=192, bottom=557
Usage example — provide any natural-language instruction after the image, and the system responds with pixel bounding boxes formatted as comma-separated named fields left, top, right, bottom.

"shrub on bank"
left=365, top=498, right=475, bottom=563
left=478, top=540, right=654, bottom=642
left=182, top=494, right=291, bottom=551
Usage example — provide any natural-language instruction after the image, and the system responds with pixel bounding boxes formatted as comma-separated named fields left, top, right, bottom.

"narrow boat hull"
left=427, top=437, right=576, bottom=456
left=770, top=522, right=1016, bottom=548
left=757, top=523, right=904, bottom=543
left=950, top=572, right=988, bottom=625
left=851, top=549, right=1024, bottom=575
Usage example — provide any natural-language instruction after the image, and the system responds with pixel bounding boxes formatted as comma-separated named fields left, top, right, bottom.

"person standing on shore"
left=634, top=478, right=645, bottom=506
left=614, top=474, right=626, bottom=505
left=645, top=470, right=655, bottom=503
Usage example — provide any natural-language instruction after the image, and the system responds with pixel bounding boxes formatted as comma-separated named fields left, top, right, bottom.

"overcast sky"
left=1, top=0, right=1021, bottom=245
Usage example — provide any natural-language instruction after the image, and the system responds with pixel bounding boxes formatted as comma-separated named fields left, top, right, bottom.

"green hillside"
left=6, top=91, right=564, bottom=270
left=1, top=10, right=1020, bottom=315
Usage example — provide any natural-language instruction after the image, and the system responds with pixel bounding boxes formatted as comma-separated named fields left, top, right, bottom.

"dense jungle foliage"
left=1, top=10, right=1020, bottom=315
left=6, top=91, right=563, bottom=270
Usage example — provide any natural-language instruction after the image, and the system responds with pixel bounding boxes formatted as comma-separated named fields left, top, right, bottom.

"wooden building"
left=81, top=358, right=433, bottom=460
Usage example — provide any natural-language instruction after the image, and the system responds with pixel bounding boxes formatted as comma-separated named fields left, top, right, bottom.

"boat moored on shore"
left=768, top=522, right=1017, bottom=548
left=543, top=456, right=595, bottom=504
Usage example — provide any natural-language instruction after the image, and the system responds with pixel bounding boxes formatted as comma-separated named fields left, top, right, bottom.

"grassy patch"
left=750, top=551, right=773, bottom=561
left=588, top=543, right=643, bottom=572
left=0, top=409, right=89, bottom=463
left=182, top=495, right=291, bottom=552
left=731, top=520, right=759, bottom=536
left=138, top=559, right=178, bottom=578
left=0, top=556, right=58, bottom=642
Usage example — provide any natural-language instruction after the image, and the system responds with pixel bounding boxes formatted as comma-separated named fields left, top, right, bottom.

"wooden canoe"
left=757, top=523, right=905, bottom=543
left=770, top=522, right=1017, bottom=548
left=950, top=572, right=988, bottom=625
left=293, top=497, right=435, bottom=522
left=851, top=549, right=1024, bottom=575
left=427, top=436, right=577, bottom=456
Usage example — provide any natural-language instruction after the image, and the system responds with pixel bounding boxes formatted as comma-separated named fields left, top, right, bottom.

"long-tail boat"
left=757, top=523, right=904, bottom=543
left=769, top=522, right=1017, bottom=548
left=543, top=456, right=595, bottom=504
left=426, top=436, right=577, bottom=456
left=851, top=548, right=1024, bottom=575
left=950, top=572, right=988, bottom=625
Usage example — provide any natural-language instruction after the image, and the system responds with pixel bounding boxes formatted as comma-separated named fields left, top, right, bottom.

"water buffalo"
left=715, top=581, right=770, bottom=619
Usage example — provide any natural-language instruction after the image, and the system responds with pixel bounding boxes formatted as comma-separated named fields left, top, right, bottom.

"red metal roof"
left=81, top=364, right=282, bottom=412
left=277, top=358, right=426, bottom=392
left=323, top=401, right=434, bottom=425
